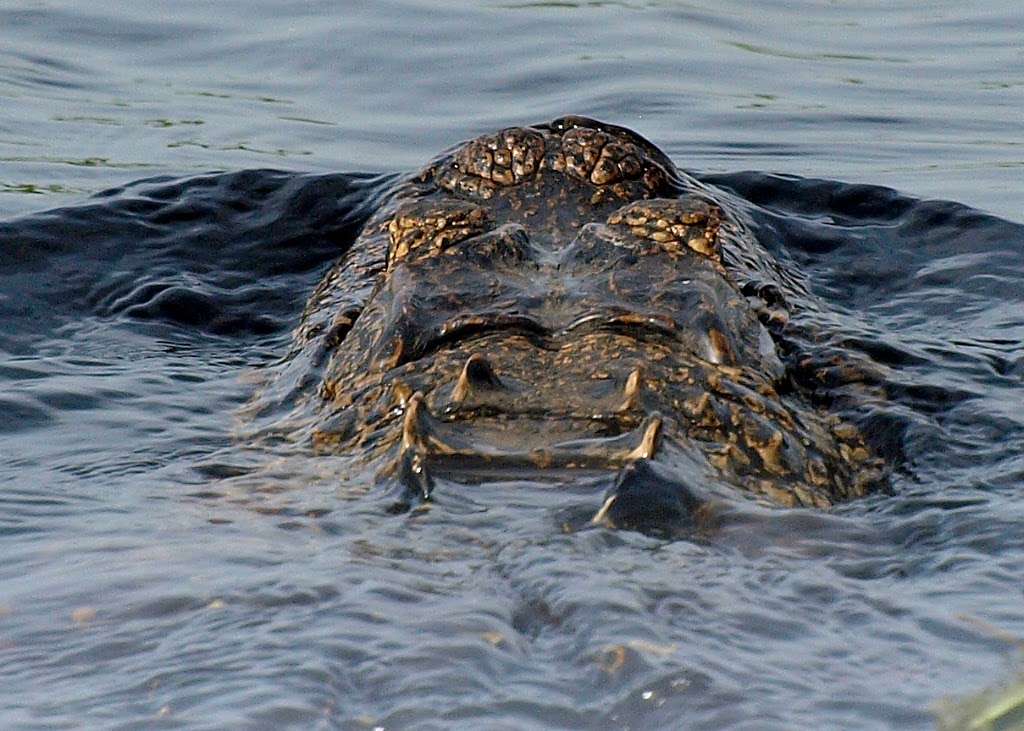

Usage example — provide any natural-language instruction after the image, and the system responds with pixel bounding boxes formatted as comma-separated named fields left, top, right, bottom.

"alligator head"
left=297, top=117, right=885, bottom=528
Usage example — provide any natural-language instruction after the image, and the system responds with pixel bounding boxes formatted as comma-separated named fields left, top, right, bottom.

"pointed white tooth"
left=625, top=415, right=662, bottom=461
left=591, top=494, right=619, bottom=526
left=617, top=366, right=643, bottom=413
left=401, top=392, right=426, bottom=451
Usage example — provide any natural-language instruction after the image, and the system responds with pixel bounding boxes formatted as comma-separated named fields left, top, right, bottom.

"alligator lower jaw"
left=381, top=390, right=664, bottom=501
left=380, top=391, right=722, bottom=537
left=403, top=390, right=661, bottom=468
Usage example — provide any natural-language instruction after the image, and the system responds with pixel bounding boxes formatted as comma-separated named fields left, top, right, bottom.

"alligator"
left=282, top=116, right=886, bottom=533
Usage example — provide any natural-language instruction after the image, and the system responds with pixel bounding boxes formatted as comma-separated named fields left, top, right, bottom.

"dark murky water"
left=2, top=2, right=1023, bottom=729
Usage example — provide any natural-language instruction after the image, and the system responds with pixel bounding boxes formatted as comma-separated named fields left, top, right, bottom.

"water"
left=2, top=1, right=1023, bottom=729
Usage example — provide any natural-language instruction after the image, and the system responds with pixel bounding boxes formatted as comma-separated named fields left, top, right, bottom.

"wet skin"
left=296, top=117, right=885, bottom=525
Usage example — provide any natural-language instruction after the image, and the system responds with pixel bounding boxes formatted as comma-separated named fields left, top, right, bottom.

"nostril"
left=463, top=354, right=502, bottom=388
left=450, top=353, right=507, bottom=408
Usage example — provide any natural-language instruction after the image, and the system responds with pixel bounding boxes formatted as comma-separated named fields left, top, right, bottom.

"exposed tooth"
left=590, top=493, right=618, bottom=526
left=401, top=391, right=457, bottom=456
left=617, top=366, right=643, bottom=413
left=401, top=391, right=426, bottom=451
left=625, top=414, right=662, bottom=461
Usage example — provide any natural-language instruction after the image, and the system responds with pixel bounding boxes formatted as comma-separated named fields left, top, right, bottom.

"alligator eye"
left=606, top=199, right=722, bottom=262
left=386, top=201, right=491, bottom=269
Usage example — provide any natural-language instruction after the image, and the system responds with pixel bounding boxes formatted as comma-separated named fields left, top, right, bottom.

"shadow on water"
left=0, top=170, right=390, bottom=351
left=2, top=162, right=1024, bottom=729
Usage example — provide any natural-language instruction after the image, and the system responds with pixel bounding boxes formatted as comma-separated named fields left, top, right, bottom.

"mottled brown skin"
left=296, top=116, right=884, bottom=515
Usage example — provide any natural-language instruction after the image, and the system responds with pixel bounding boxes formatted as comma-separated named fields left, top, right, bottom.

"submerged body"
left=291, top=117, right=884, bottom=526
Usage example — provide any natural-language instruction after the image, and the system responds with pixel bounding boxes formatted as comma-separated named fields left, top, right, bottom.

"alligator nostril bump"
left=464, top=354, right=501, bottom=387
left=451, top=354, right=503, bottom=405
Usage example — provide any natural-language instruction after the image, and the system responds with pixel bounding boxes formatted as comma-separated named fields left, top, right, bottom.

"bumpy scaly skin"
left=298, top=116, right=884, bottom=511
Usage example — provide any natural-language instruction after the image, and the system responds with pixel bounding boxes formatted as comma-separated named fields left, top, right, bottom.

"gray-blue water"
left=2, top=2, right=1023, bottom=729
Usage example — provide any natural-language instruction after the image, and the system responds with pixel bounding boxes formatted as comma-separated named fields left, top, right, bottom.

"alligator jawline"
left=398, top=391, right=663, bottom=470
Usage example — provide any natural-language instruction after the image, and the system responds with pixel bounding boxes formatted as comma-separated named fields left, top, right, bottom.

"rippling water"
left=2, top=2, right=1023, bottom=729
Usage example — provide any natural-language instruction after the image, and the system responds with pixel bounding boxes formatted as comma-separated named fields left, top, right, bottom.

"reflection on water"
left=936, top=666, right=1024, bottom=731
left=1, top=1, right=1021, bottom=218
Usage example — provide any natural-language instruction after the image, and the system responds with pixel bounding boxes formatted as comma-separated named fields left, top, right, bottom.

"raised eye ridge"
left=386, top=200, right=492, bottom=268
left=606, top=198, right=722, bottom=261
